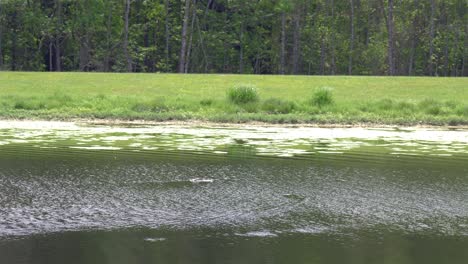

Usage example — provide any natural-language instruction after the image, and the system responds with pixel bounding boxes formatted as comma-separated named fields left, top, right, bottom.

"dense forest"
left=0, top=0, right=466, bottom=76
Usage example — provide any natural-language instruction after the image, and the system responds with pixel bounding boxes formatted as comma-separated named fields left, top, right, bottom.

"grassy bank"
left=0, top=72, right=467, bottom=125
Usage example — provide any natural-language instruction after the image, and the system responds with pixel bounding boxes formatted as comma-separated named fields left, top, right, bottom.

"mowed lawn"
left=0, top=72, right=467, bottom=125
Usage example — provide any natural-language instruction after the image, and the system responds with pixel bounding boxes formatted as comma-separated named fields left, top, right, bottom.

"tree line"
left=0, top=0, right=466, bottom=76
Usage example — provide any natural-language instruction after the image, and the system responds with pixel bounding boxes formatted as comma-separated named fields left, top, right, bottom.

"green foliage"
left=240, top=102, right=260, bottom=113
left=397, top=101, right=416, bottom=112
left=376, top=99, right=395, bottom=110
left=228, top=85, right=259, bottom=104
left=262, top=98, right=296, bottom=114
left=310, top=87, right=334, bottom=107
left=13, top=101, right=30, bottom=110
left=13, top=99, right=45, bottom=110
left=455, top=105, right=468, bottom=117
left=0, top=0, right=466, bottom=75
left=425, top=105, right=443, bottom=116
left=418, top=99, right=443, bottom=115
left=418, top=98, right=439, bottom=109
left=200, top=99, right=214, bottom=106
left=132, top=97, right=169, bottom=113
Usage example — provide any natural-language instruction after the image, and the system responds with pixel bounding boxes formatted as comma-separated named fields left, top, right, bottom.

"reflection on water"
left=0, top=121, right=467, bottom=264
left=0, top=121, right=467, bottom=159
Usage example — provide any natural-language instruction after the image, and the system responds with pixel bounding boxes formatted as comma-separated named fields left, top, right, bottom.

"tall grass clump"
left=200, top=98, right=214, bottom=106
left=310, top=87, right=333, bottom=107
left=376, top=98, right=395, bottom=111
left=227, top=84, right=259, bottom=104
left=131, top=97, right=169, bottom=113
left=13, top=98, right=46, bottom=110
left=262, top=98, right=296, bottom=114
left=418, top=98, right=444, bottom=115
left=456, top=105, right=468, bottom=117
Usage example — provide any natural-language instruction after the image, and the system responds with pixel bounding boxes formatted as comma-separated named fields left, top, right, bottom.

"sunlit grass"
left=0, top=72, right=467, bottom=125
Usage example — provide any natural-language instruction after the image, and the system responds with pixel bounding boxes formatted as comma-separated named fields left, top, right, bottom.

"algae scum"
left=0, top=121, right=467, bottom=264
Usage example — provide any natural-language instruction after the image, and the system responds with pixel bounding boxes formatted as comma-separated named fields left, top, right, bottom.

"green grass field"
left=0, top=72, right=467, bottom=125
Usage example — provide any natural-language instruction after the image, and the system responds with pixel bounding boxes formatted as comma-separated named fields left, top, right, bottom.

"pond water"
left=0, top=121, right=467, bottom=264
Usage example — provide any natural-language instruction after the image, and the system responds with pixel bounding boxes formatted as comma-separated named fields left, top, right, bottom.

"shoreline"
left=1, top=118, right=467, bottom=130
left=2, top=73, right=466, bottom=129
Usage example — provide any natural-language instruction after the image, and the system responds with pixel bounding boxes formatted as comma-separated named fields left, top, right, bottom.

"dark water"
left=0, top=123, right=467, bottom=264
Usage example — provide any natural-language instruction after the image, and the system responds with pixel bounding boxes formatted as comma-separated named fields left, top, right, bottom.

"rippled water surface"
left=0, top=121, right=467, bottom=264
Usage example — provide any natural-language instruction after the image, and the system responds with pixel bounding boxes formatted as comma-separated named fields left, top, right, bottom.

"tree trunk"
left=79, top=35, right=89, bottom=71
left=55, top=0, right=62, bottom=72
left=442, top=5, right=449, bottom=76
left=49, top=41, right=53, bottom=71
left=330, top=0, right=336, bottom=75
left=320, top=37, right=325, bottom=75
left=104, top=1, right=113, bottom=72
left=452, top=28, right=461, bottom=76
left=442, top=12, right=449, bottom=76
left=195, top=14, right=208, bottom=72
left=348, top=0, right=355, bottom=75
left=387, top=0, right=395, bottom=75
left=54, top=40, right=61, bottom=71
left=428, top=0, right=436, bottom=76
left=254, top=55, right=259, bottom=74
left=165, top=0, right=170, bottom=71
left=222, top=15, right=228, bottom=73
left=462, top=29, right=467, bottom=76
left=239, top=21, right=244, bottom=74
left=443, top=32, right=449, bottom=76
left=279, top=12, right=286, bottom=74
left=11, top=37, right=17, bottom=71
left=123, top=0, right=132, bottom=72
left=365, top=11, right=371, bottom=47
left=185, top=0, right=196, bottom=73
left=223, top=42, right=228, bottom=73
left=200, top=0, right=211, bottom=72
left=0, top=29, right=3, bottom=68
left=179, top=0, right=191, bottom=73
left=292, top=7, right=301, bottom=74
left=11, top=9, right=17, bottom=71
left=0, top=3, right=3, bottom=68
left=408, top=0, right=419, bottom=75
left=202, top=0, right=213, bottom=30
left=408, top=35, right=416, bottom=75
left=462, top=52, right=466, bottom=76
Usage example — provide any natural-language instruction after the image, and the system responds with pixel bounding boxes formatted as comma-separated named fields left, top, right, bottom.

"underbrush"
left=0, top=91, right=466, bottom=126
left=262, top=98, right=297, bottom=114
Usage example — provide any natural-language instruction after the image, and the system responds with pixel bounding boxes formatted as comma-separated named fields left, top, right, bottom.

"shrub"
left=376, top=98, right=394, bottom=110
left=358, top=103, right=371, bottom=112
left=418, top=98, right=444, bottom=115
left=426, top=105, right=442, bottom=115
left=52, top=91, right=73, bottom=102
left=306, top=106, right=321, bottom=114
left=373, top=99, right=415, bottom=113
left=418, top=98, right=440, bottom=109
left=444, top=101, right=458, bottom=108
left=200, top=99, right=214, bottom=106
left=310, top=87, right=333, bottom=107
left=132, top=97, right=169, bottom=112
left=227, top=84, right=259, bottom=104
left=397, top=101, right=416, bottom=111
left=456, top=105, right=468, bottom=117
left=13, top=101, right=27, bottom=110
left=262, top=98, right=296, bottom=114
left=96, top=94, right=107, bottom=100
left=13, top=99, right=45, bottom=110
left=242, top=102, right=259, bottom=113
